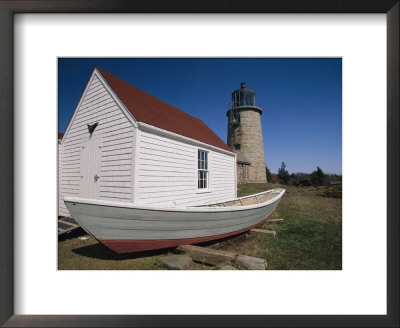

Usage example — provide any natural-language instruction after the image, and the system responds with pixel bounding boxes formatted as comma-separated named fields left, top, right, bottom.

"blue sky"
left=58, top=58, right=342, bottom=174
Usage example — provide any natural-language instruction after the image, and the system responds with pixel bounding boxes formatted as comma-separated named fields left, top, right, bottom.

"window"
left=198, top=150, right=209, bottom=189
left=234, top=144, right=241, bottom=150
left=233, top=112, right=240, bottom=124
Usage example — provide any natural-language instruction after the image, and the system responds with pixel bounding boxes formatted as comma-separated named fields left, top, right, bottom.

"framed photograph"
left=1, top=1, right=398, bottom=327
left=56, top=57, right=341, bottom=270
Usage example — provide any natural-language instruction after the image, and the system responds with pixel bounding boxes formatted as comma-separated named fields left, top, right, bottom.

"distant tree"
left=265, top=165, right=273, bottom=183
left=311, top=166, right=325, bottom=186
left=323, top=174, right=330, bottom=186
left=278, top=162, right=290, bottom=185
left=289, top=173, right=296, bottom=185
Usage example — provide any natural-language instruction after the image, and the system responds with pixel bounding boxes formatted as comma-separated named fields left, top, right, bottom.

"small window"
left=234, top=112, right=240, bottom=123
left=234, top=144, right=241, bottom=150
left=198, top=150, right=209, bottom=189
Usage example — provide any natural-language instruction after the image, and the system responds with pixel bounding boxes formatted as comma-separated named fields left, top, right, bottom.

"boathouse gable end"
left=59, top=70, right=137, bottom=217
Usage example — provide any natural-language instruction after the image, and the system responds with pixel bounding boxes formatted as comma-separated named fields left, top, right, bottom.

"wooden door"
left=79, top=138, right=102, bottom=199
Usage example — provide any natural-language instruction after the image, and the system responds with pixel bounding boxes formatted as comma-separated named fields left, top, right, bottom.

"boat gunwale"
left=64, top=189, right=285, bottom=213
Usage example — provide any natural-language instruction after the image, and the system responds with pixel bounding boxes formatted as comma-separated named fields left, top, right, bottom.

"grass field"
left=58, top=183, right=342, bottom=270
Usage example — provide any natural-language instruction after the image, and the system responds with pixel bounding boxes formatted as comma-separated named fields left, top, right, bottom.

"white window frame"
left=197, top=149, right=210, bottom=192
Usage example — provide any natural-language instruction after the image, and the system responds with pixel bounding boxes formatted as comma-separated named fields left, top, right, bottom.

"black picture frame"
left=0, top=1, right=398, bottom=327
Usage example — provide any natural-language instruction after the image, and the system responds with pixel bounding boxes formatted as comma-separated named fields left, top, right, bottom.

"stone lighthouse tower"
left=227, top=83, right=267, bottom=182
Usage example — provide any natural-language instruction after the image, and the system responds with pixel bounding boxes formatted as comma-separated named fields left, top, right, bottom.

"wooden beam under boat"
left=177, top=245, right=267, bottom=270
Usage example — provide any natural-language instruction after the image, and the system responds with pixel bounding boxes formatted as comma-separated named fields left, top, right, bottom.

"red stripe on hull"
left=99, top=213, right=273, bottom=254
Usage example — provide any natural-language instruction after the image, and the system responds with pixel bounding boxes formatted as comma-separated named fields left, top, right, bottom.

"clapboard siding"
left=59, top=73, right=135, bottom=217
left=100, top=191, right=132, bottom=200
left=102, top=133, right=133, bottom=144
left=73, top=106, right=122, bottom=127
left=101, top=165, right=132, bottom=173
left=64, top=117, right=130, bottom=144
left=135, top=129, right=236, bottom=206
left=75, top=103, right=119, bottom=121
left=102, top=142, right=133, bottom=152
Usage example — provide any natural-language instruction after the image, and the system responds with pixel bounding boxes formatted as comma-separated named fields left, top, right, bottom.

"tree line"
left=266, top=162, right=342, bottom=186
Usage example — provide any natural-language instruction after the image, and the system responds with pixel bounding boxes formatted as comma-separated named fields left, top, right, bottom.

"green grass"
left=58, top=183, right=342, bottom=270
left=256, top=218, right=341, bottom=269
left=233, top=183, right=342, bottom=269
left=237, top=183, right=273, bottom=198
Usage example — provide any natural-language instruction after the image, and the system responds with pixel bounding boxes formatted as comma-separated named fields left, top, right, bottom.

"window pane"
left=198, top=171, right=202, bottom=189
left=198, top=151, right=200, bottom=169
left=198, top=150, right=209, bottom=189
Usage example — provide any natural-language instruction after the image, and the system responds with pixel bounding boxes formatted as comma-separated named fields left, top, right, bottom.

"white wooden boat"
left=64, top=188, right=285, bottom=253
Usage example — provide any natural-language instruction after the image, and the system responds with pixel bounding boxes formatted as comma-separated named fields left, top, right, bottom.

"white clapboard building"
left=58, top=67, right=237, bottom=217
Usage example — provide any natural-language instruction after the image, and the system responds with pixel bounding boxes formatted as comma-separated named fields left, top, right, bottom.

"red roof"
left=96, top=67, right=233, bottom=153
left=58, top=132, right=64, bottom=140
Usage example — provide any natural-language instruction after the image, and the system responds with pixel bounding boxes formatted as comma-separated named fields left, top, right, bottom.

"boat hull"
left=64, top=189, right=284, bottom=253
left=99, top=213, right=273, bottom=253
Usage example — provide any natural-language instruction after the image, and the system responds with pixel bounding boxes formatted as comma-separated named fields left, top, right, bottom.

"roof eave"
left=137, top=122, right=235, bottom=156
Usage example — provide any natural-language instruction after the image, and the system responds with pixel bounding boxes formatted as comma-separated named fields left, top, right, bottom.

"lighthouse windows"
left=233, top=112, right=240, bottom=124
left=198, top=149, right=209, bottom=190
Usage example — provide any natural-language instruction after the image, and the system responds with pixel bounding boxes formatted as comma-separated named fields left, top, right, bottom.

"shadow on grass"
left=72, top=233, right=248, bottom=261
left=72, top=242, right=172, bottom=261
left=58, top=227, right=86, bottom=241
